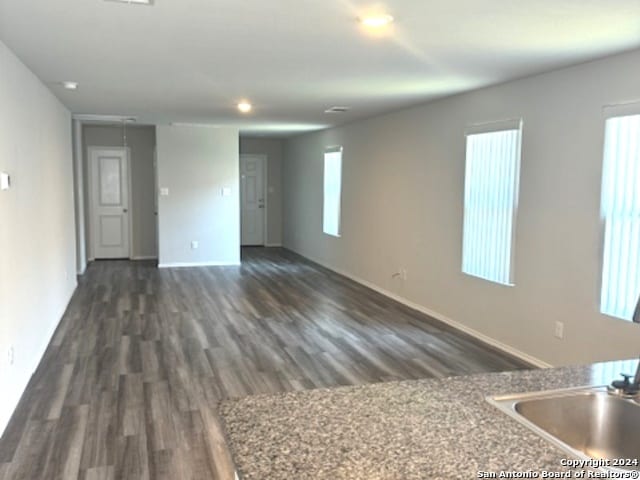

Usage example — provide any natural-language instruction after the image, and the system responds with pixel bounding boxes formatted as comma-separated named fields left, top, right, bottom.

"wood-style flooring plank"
left=0, top=463, right=10, bottom=480
left=0, top=247, right=530, bottom=479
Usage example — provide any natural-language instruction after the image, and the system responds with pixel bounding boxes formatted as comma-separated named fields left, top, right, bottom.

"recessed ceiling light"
left=62, top=81, right=79, bottom=90
left=105, top=0, right=153, bottom=5
left=325, top=106, right=351, bottom=113
left=360, top=14, right=394, bottom=28
left=237, top=101, right=252, bottom=113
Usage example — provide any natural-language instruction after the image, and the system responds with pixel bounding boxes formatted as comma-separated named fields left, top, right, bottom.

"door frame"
left=153, top=145, right=159, bottom=259
left=239, top=154, right=268, bottom=247
left=87, top=146, right=133, bottom=260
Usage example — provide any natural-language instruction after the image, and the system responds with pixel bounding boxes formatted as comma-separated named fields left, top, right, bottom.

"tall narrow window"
left=462, top=120, right=522, bottom=285
left=323, top=147, right=343, bottom=237
left=600, top=113, right=640, bottom=321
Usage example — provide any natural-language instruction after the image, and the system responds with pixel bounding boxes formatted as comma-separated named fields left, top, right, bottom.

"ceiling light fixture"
left=72, top=114, right=138, bottom=123
left=237, top=101, right=252, bottom=113
left=105, top=0, right=154, bottom=5
left=360, top=14, right=394, bottom=28
left=325, top=106, right=351, bottom=113
left=62, top=81, right=79, bottom=90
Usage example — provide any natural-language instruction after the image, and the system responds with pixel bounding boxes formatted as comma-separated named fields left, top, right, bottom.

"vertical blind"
left=600, top=114, right=640, bottom=321
left=323, top=148, right=343, bottom=237
left=462, top=125, right=522, bottom=285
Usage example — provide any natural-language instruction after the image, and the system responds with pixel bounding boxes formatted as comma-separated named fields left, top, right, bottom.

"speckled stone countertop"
left=219, top=360, right=638, bottom=480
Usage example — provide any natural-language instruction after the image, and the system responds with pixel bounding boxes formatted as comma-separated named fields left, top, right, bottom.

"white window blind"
left=600, top=113, right=640, bottom=321
left=462, top=121, right=522, bottom=285
left=323, top=148, right=343, bottom=237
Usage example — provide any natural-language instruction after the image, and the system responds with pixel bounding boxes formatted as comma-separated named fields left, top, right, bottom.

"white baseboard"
left=1, top=280, right=77, bottom=437
left=158, top=261, right=241, bottom=268
left=265, top=243, right=283, bottom=248
left=89, top=256, right=157, bottom=261
left=286, top=247, right=552, bottom=370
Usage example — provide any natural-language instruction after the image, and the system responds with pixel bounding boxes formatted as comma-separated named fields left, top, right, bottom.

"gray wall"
left=240, top=137, right=284, bottom=246
left=157, top=126, right=240, bottom=266
left=0, top=41, right=76, bottom=434
left=83, top=125, right=157, bottom=259
left=283, top=48, right=640, bottom=368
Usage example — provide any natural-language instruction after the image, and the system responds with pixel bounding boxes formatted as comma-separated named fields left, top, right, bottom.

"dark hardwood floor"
left=0, top=247, right=528, bottom=480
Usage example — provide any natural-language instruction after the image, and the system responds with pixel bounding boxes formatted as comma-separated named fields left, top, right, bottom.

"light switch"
left=160, top=187, right=169, bottom=196
left=1, top=172, right=10, bottom=190
left=221, top=187, right=232, bottom=197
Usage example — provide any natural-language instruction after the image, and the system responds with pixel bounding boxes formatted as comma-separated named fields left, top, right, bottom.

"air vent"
left=325, top=106, right=351, bottom=113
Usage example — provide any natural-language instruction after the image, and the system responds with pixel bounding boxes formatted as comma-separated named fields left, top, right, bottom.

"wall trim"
left=73, top=120, right=87, bottom=276
left=87, top=256, right=157, bottom=262
left=286, top=247, right=553, bottom=369
left=158, top=261, right=241, bottom=268
left=265, top=243, right=283, bottom=248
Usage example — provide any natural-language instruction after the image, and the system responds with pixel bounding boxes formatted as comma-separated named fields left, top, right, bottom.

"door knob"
left=123, top=208, right=128, bottom=213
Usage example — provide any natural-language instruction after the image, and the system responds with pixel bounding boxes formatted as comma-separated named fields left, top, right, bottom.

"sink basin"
left=488, top=386, right=640, bottom=470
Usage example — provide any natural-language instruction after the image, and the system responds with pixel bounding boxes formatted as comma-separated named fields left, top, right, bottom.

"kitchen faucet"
left=608, top=294, right=640, bottom=396
left=609, top=368, right=640, bottom=396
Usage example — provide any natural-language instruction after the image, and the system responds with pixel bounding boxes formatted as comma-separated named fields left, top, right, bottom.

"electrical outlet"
left=554, top=321, right=564, bottom=339
left=191, top=240, right=199, bottom=250
left=7, top=346, right=14, bottom=366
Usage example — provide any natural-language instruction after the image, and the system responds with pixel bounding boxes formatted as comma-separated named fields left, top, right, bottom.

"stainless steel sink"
left=488, top=386, right=640, bottom=470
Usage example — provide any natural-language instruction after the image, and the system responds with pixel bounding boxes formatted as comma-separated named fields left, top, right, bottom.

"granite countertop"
left=219, top=360, right=638, bottom=480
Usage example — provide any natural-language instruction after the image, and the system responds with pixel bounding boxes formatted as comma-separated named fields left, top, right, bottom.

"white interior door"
left=89, top=148, right=130, bottom=259
left=240, top=155, right=265, bottom=246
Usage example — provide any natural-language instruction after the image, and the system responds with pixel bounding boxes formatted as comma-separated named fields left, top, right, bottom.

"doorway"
left=88, top=147, right=131, bottom=259
left=240, top=154, right=267, bottom=246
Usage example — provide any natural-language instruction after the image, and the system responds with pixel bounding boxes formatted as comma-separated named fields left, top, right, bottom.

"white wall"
left=0, top=41, right=76, bottom=434
left=240, top=137, right=284, bottom=246
left=157, top=126, right=240, bottom=266
left=283, top=48, right=640, bottom=368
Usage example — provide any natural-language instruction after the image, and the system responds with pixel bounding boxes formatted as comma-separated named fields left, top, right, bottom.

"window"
left=323, top=147, right=343, bottom=237
left=600, top=113, right=640, bottom=321
left=462, top=120, right=523, bottom=285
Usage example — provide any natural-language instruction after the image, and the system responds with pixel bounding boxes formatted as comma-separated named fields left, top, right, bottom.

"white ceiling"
left=1, top=0, right=640, bottom=137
